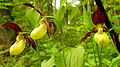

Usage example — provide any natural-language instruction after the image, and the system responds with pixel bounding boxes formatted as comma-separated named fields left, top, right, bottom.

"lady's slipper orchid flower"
left=10, top=35, right=26, bottom=55
left=2, top=22, right=36, bottom=55
left=94, top=28, right=109, bottom=45
left=23, top=3, right=56, bottom=39
left=81, top=8, right=110, bottom=45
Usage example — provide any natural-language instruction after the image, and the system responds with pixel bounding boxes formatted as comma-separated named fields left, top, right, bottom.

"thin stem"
left=37, top=51, right=41, bottom=67
left=92, top=40, right=97, bottom=66
left=36, top=40, right=41, bottom=67
left=96, top=43, right=102, bottom=67
left=100, top=45, right=103, bottom=66
left=20, top=32, right=30, bottom=35
left=42, top=16, right=55, bottom=19
left=61, top=29, right=67, bottom=67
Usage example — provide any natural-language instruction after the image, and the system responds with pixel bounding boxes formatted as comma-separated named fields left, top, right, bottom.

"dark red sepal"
left=23, top=3, right=34, bottom=8
left=102, top=27, right=109, bottom=32
left=80, top=28, right=97, bottom=42
left=27, top=37, right=36, bottom=51
left=80, top=32, right=92, bottom=42
left=23, top=3, right=43, bottom=16
left=92, top=7, right=105, bottom=26
left=51, top=21, right=57, bottom=34
left=44, top=19, right=57, bottom=37
left=23, top=34, right=36, bottom=51
left=2, top=22, right=22, bottom=33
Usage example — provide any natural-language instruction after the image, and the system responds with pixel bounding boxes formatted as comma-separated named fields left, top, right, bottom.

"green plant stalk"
left=100, top=45, right=103, bottom=62
left=61, top=29, right=67, bottom=67
left=56, top=0, right=66, bottom=66
left=92, top=39, right=97, bottom=66
left=36, top=41, right=41, bottom=67
left=37, top=51, right=41, bottom=67
left=34, top=2, right=42, bottom=64
left=20, top=32, right=30, bottom=35
left=42, top=16, right=55, bottom=19
left=96, top=43, right=102, bottom=67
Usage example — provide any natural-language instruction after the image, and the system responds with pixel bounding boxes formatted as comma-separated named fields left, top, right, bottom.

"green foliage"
left=55, top=6, right=66, bottom=22
left=0, top=5, right=8, bottom=9
left=41, top=56, right=55, bottom=67
left=68, top=7, right=78, bottom=20
left=83, top=5, right=95, bottom=29
left=56, top=46, right=85, bottom=67
left=25, top=8, right=40, bottom=29
left=110, top=55, right=120, bottom=67
left=111, top=25, right=120, bottom=33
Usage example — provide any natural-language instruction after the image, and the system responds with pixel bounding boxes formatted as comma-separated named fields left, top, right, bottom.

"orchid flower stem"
left=61, top=30, right=67, bottom=67
left=59, top=22, right=67, bottom=67
left=39, top=16, right=55, bottom=23
left=36, top=40, right=41, bottom=67
left=42, top=16, right=55, bottom=19
left=39, top=16, right=55, bottom=24
left=92, top=40, right=97, bottom=66
left=96, top=43, right=102, bottom=67
left=20, top=32, right=30, bottom=35
left=38, top=51, right=41, bottom=67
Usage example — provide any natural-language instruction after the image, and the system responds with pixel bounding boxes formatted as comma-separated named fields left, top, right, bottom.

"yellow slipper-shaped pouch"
left=30, top=23, right=47, bottom=40
left=10, top=35, right=26, bottom=55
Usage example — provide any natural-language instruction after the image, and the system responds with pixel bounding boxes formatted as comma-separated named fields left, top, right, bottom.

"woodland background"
left=0, top=0, right=120, bottom=67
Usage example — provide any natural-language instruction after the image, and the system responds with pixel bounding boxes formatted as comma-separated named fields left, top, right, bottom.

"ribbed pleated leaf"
left=56, top=46, right=85, bottom=67
left=41, top=56, right=55, bottom=67
left=109, top=55, right=120, bottom=67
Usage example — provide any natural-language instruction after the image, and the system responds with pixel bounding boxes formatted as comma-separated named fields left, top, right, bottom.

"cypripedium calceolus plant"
left=2, top=23, right=36, bottom=55
left=81, top=8, right=110, bottom=45
left=23, top=3, right=56, bottom=40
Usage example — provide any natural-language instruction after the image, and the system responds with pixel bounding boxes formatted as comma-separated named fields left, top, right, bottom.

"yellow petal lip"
left=10, top=35, right=26, bottom=55
left=30, top=23, right=47, bottom=40
left=94, top=32, right=109, bottom=45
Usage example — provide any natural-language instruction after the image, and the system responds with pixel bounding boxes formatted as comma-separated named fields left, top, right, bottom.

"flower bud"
left=94, top=32, right=109, bottom=45
left=10, top=35, right=26, bottom=55
left=30, top=23, right=47, bottom=40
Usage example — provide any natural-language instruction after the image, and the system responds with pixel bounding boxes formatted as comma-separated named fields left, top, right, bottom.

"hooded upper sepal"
left=92, top=8, right=105, bottom=26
